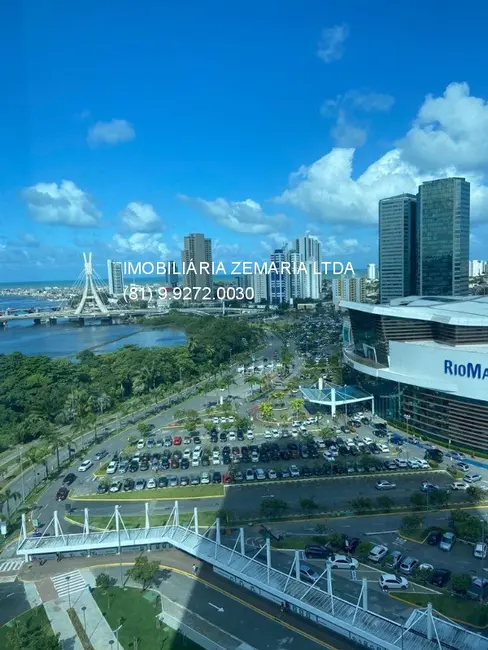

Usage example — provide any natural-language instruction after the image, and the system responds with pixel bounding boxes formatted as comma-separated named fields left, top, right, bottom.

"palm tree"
left=259, top=402, right=273, bottom=421
left=244, top=375, right=259, bottom=395
left=2, top=488, right=21, bottom=519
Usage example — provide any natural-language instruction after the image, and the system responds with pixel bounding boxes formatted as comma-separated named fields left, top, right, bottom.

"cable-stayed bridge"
left=0, top=253, right=252, bottom=325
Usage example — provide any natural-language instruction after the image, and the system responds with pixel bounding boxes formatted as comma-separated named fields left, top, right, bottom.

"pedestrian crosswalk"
left=0, top=560, right=24, bottom=573
left=51, top=570, right=87, bottom=598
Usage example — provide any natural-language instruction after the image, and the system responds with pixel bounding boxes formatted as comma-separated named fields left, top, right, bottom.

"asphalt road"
left=0, top=582, right=32, bottom=625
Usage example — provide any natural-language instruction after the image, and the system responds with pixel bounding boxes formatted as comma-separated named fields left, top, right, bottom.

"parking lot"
left=70, top=416, right=466, bottom=501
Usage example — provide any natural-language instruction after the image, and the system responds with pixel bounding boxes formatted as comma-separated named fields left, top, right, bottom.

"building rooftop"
left=339, top=295, right=488, bottom=326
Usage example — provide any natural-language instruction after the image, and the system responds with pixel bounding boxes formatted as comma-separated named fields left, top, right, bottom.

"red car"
left=173, top=436, right=182, bottom=446
left=223, top=473, right=232, bottom=484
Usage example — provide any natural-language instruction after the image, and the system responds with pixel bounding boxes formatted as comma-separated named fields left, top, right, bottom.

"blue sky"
left=1, top=0, right=488, bottom=281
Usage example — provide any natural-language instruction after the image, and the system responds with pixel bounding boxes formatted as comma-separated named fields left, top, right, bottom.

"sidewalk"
left=43, top=582, right=124, bottom=650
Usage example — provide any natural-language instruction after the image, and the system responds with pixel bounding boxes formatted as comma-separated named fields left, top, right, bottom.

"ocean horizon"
left=0, top=268, right=368, bottom=290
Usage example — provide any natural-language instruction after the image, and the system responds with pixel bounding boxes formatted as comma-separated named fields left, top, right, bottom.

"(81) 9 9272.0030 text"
left=123, top=285, right=255, bottom=302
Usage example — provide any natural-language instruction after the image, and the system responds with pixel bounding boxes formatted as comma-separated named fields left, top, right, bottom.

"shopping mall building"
left=340, top=296, right=488, bottom=452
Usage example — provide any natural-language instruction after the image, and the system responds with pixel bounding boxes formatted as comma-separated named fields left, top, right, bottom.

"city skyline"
left=1, top=4, right=488, bottom=281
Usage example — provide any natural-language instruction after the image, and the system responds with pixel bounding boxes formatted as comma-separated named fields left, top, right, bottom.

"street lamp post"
left=66, top=576, right=71, bottom=609
left=81, top=606, right=87, bottom=631
left=19, top=448, right=26, bottom=503
left=109, top=640, right=115, bottom=650
left=404, top=414, right=411, bottom=438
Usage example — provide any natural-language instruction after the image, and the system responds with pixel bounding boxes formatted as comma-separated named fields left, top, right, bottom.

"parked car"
left=137, top=439, right=145, bottom=449
left=379, top=574, right=408, bottom=590
left=146, top=478, right=156, bottom=489
left=135, top=478, right=146, bottom=490
left=430, top=568, right=451, bottom=587
left=439, top=532, right=456, bottom=551
left=201, top=472, right=210, bottom=484
left=63, top=473, right=76, bottom=486
left=449, top=481, right=467, bottom=491
left=384, top=551, right=402, bottom=569
left=95, top=450, right=108, bottom=461
left=299, top=564, right=321, bottom=583
left=106, top=461, right=118, bottom=475
left=368, top=545, right=388, bottom=562
left=399, top=556, right=419, bottom=575
left=426, top=531, right=442, bottom=546
left=464, top=474, right=482, bottom=483
left=123, top=478, right=135, bottom=491
left=289, top=465, right=300, bottom=477
left=97, top=483, right=109, bottom=494
left=327, top=554, right=358, bottom=570
left=158, top=476, right=168, bottom=488
left=474, top=542, right=488, bottom=559
left=305, top=544, right=332, bottom=559
left=109, top=481, right=122, bottom=493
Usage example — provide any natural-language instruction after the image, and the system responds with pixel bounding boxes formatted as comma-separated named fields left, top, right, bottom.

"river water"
left=0, top=295, right=186, bottom=358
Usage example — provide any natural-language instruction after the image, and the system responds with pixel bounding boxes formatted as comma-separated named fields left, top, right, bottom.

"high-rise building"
left=295, top=235, right=321, bottom=299
left=106, top=259, right=124, bottom=297
left=378, top=193, right=417, bottom=304
left=250, top=273, right=268, bottom=304
left=417, top=177, right=470, bottom=296
left=181, top=233, right=213, bottom=294
left=287, top=250, right=302, bottom=300
left=332, top=276, right=366, bottom=303
left=166, top=260, right=179, bottom=286
left=269, top=249, right=288, bottom=304
left=367, top=263, right=377, bottom=281
left=469, top=259, right=486, bottom=277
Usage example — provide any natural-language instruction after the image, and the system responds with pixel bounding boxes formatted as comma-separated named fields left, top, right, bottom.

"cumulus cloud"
left=331, top=111, right=367, bottom=148
left=87, top=119, right=135, bottom=146
left=276, top=82, right=488, bottom=226
left=112, top=233, right=169, bottom=258
left=120, top=202, right=163, bottom=233
left=23, top=180, right=101, bottom=227
left=317, top=24, right=349, bottom=63
left=178, top=194, right=288, bottom=234
left=399, top=82, right=488, bottom=172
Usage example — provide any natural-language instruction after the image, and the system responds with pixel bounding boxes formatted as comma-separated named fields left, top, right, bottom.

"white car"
left=78, top=460, right=92, bottom=472
left=368, top=545, right=388, bottom=562
left=255, top=468, right=266, bottom=480
left=395, top=458, right=408, bottom=468
left=268, top=469, right=277, bottom=480
left=245, top=468, right=255, bottom=481
left=379, top=574, right=408, bottom=590
left=323, top=451, right=335, bottom=462
left=194, top=444, right=202, bottom=453
left=146, top=478, right=156, bottom=489
left=464, top=474, right=482, bottom=483
left=212, top=451, right=220, bottom=465
left=137, top=439, right=145, bottom=449
left=272, top=430, right=281, bottom=438
left=414, top=457, right=430, bottom=469
left=246, top=430, right=254, bottom=439
left=183, top=448, right=191, bottom=459
left=191, top=457, right=200, bottom=467
left=379, top=444, right=390, bottom=453
left=450, top=481, right=467, bottom=490
left=290, top=465, right=300, bottom=477
left=264, top=430, right=272, bottom=438
left=106, top=461, right=118, bottom=475
left=376, top=480, right=396, bottom=490
left=474, top=543, right=487, bottom=559
left=228, top=416, right=235, bottom=423
left=200, top=472, right=210, bottom=484
left=228, top=431, right=236, bottom=441
left=251, top=452, right=259, bottom=463
left=407, top=459, right=420, bottom=469
left=109, top=481, right=121, bottom=493
left=362, top=437, right=373, bottom=445
left=327, top=554, right=358, bottom=569
left=212, top=417, right=220, bottom=424
left=315, top=438, right=326, bottom=448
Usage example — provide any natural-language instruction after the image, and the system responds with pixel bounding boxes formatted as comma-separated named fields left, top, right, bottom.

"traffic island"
left=69, top=484, right=225, bottom=501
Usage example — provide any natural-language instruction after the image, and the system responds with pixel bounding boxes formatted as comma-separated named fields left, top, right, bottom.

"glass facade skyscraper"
left=417, top=177, right=470, bottom=296
left=378, top=193, right=417, bottom=303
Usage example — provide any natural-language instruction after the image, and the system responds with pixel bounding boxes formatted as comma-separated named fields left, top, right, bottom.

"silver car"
left=439, top=532, right=456, bottom=551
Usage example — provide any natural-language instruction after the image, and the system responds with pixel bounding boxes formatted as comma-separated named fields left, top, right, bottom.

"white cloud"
left=399, top=82, right=488, bottom=172
left=321, top=90, right=395, bottom=116
left=112, top=233, right=169, bottom=257
left=178, top=194, right=288, bottom=234
left=120, top=202, right=163, bottom=233
left=213, top=240, right=242, bottom=258
left=87, top=119, right=135, bottom=146
left=331, top=111, right=367, bottom=148
left=317, top=24, right=349, bottom=63
left=322, top=236, right=364, bottom=256
left=276, top=82, right=488, bottom=226
left=23, top=180, right=101, bottom=227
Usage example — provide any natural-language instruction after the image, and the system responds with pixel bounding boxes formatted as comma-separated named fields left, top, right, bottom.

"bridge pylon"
left=75, top=252, right=109, bottom=315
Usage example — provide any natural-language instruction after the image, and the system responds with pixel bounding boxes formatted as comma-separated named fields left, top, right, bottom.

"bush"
left=357, top=541, right=373, bottom=560
left=95, top=572, right=112, bottom=590
left=451, top=573, right=472, bottom=595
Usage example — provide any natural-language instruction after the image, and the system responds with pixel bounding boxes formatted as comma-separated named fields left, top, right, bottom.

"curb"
left=388, top=593, right=488, bottom=630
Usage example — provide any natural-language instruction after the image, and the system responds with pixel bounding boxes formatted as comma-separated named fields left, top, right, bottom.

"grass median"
left=67, top=510, right=219, bottom=529
left=70, top=484, right=225, bottom=501
left=93, top=586, right=202, bottom=650
left=392, top=592, right=488, bottom=628
left=0, top=606, right=56, bottom=648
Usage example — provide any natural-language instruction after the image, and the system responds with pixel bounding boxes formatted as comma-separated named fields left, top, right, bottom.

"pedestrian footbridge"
left=17, top=502, right=486, bottom=650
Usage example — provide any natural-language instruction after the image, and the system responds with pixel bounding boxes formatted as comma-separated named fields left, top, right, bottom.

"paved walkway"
left=19, top=549, right=363, bottom=650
